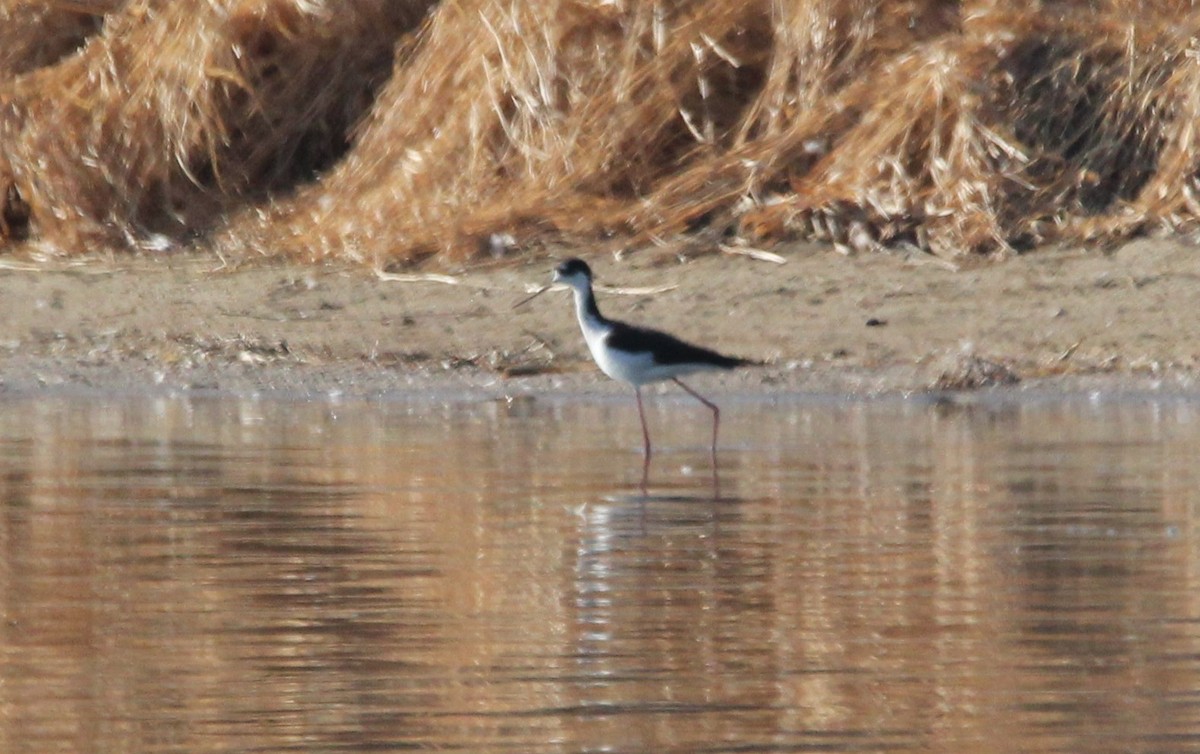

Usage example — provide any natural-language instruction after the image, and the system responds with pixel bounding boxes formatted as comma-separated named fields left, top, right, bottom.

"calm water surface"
left=1, top=390, right=1199, bottom=753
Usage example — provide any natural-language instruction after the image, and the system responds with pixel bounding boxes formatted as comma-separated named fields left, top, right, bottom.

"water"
left=1, top=390, right=1199, bottom=753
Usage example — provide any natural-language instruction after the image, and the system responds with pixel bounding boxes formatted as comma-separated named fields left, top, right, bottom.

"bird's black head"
left=553, top=258, right=593, bottom=284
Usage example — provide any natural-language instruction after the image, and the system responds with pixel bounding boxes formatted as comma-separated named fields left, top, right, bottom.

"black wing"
left=606, top=321, right=750, bottom=368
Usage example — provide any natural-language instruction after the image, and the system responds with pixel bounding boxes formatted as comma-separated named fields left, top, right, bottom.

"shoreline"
left=1, top=358, right=1197, bottom=404
left=1, top=238, right=1198, bottom=402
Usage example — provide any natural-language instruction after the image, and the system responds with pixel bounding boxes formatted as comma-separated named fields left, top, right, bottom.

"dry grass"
left=0, top=1, right=122, bottom=75
left=1, top=0, right=432, bottom=252
left=3, top=0, right=1200, bottom=264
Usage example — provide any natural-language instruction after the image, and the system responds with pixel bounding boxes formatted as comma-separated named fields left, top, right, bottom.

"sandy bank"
left=1, top=239, right=1198, bottom=400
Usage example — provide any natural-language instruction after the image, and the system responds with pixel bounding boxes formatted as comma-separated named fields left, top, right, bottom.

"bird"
left=517, top=258, right=757, bottom=484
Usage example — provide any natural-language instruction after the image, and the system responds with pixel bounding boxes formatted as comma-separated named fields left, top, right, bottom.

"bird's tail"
left=721, top=355, right=767, bottom=369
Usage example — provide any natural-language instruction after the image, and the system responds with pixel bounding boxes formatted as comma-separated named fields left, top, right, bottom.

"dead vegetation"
left=935, top=349, right=1021, bottom=390
left=2, top=1, right=1200, bottom=264
left=0, top=0, right=433, bottom=252
left=0, top=1, right=119, bottom=76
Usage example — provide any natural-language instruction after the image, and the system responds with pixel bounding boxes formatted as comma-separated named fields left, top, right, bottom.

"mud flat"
left=1, top=238, right=1197, bottom=399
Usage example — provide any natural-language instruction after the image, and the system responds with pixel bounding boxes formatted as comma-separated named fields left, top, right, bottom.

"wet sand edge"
left=1, top=237, right=1197, bottom=398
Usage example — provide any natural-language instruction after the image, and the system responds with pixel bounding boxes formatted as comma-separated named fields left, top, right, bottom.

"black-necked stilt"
left=518, top=258, right=757, bottom=481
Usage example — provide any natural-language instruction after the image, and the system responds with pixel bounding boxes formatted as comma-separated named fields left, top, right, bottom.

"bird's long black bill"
left=512, top=285, right=551, bottom=309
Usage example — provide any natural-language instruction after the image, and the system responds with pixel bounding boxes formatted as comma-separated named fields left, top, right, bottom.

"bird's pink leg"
left=636, top=386, right=652, bottom=492
left=672, top=378, right=720, bottom=487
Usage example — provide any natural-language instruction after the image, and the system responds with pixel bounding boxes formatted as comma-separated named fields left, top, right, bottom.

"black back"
left=563, top=256, right=754, bottom=369
left=606, top=320, right=751, bottom=369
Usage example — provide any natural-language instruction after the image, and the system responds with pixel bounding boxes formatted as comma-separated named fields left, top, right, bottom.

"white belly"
left=572, top=288, right=717, bottom=386
left=590, top=337, right=658, bottom=385
left=583, top=324, right=714, bottom=386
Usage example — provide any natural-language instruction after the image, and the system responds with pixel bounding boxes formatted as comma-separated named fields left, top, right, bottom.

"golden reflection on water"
left=0, top=393, right=1199, bottom=752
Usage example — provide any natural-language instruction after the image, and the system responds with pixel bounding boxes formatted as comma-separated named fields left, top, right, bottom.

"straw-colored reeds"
left=3, top=1, right=1200, bottom=263
left=0, top=0, right=432, bottom=252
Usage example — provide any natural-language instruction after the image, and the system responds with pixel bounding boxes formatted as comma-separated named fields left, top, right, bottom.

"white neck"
left=570, top=283, right=610, bottom=342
